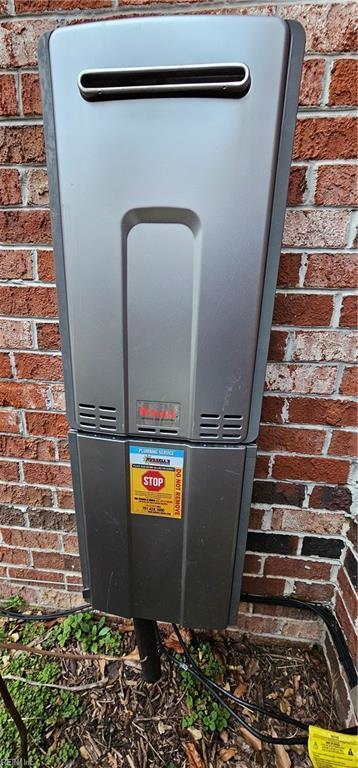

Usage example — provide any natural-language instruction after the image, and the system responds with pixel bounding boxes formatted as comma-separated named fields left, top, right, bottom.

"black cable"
left=0, top=604, right=91, bottom=623
left=160, top=631, right=307, bottom=746
left=241, top=594, right=358, bottom=690
left=170, top=623, right=308, bottom=731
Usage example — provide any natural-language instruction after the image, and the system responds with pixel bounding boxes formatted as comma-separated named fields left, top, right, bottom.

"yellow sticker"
left=308, top=726, right=358, bottom=768
left=129, top=445, right=184, bottom=519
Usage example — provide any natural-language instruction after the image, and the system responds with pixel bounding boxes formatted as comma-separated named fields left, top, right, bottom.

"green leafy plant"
left=179, top=641, right=229, bottom=733
left=1, top=594, right=26, bottom=611
left=0, top=651, right=81, bottom=767
left=49, top=611, right=122, bottom=655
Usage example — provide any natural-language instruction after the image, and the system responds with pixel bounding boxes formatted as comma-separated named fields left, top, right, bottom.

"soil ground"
left=0, top=611, right=340, bottom=768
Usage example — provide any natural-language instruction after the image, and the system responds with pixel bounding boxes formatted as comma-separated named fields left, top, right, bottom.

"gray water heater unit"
left=39, top=15, right=304, bottom=629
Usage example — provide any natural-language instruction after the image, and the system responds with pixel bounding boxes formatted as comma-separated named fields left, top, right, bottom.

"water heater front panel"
left=45, top=15, right=295, bottom=443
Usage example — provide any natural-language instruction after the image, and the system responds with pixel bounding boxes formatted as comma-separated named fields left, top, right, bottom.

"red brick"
left=241, top=575, right=286, bottom=597
left=287, top=166, right=307, bottom=205
left=254, top=454, right=270, bottom=479
left=268, top=330, right=287, bottom=362
left=248, top=508, right=266, bottom=530
left=340, top=367, right=357, bottom=397
left=23, top=460, right=72, bottom=487
left=0, top=483, right=52, bottom=507
left=293, top=117, right=357, bottom=161
left=15, top=0, right=111, bottom=10
left=277, top=253, right=301, bottom=289
left=281, top=619, right=322, bottom=642
left=36, top=322, right=61, bottom=350
left=32, top=550, right=79, bottom=571
left=315, top=165, right=358, bottom=207
left=265, top=364, right=337, bottom=395
left=0, top=352, right=11, bottom=378
left=57, top=489, right=74, bottom=509
left=243, top=554, right=262, bottom=575
left=258, top=425, right=325, bottom=454
left=261, top=395, right=285, bottom=424
left=0, top=125, right=45, bottom=163
left=37, top=250, right=55, bottom=281
left=329, top=59, right=358, bottom=106
left=299, top=59, right=325, bottom=106
left=304, top=253, right=358, bottom=289
left=0, top=319, right=32, bottom=349
left=8, top=567, right=65, bottom=584
left=264, top=555, right=332, bottom=580
left=293, top=580, right=335, bottom=602
left=58, top=439, right=70, bottom=461
left=21, top=72, right=42, bottom=115
left=26, top=168, right=49, bottom=206
left=50, top=384, right=65, bottom=411
left=290, top=331, right=357, bottom=363
left=0, top=460, right=19, bottom=481
left=329, top=430, right=357, bottom=457
left=25, top=411, right=68, bottom=437
left=271, top=508, right=345, bottom=535
left=283, top=209, right=350, bottom=248
left=237, top=614, right=280, bottom=635
left=0, top=435, right=55, bottom=461
left=0, top=210, right=52, bottom=245
left=340, top=295, right=357, bottom=329
left=273, top=293, right=333, bottom=326
left=0, top=73, right=18, bottom=115
left=0, top=169, right=21, bottom=206
left=335, top=592, right=357, bottom=656
left=0, top=249, right=33, bottom=280
left=2, top=528, right=60, bottom=550
left=15, top=352, right=62, bottom=381
left=289, top=397, right=356, bottom=427
left=0, top=19, right=59, bottom=69
left=280, top=4, right=357, bottom=54
left=0, top=546, right=29, bottom=565
left=0, top=285, right=57, bottom=317
left=272, top=455, right=350, bottom=484
left=62, top=534, right=79, bottom=554
left=0, top=409, right=19, bottom=433
left=0, top=381, right=47, bottom=409
left=338, top=567, right=358, bottom=623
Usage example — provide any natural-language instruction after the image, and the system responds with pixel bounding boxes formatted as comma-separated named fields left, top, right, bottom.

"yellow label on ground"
left=129, top=445, right=184, bottom=519
left=308, top=726, right=358, bottom=768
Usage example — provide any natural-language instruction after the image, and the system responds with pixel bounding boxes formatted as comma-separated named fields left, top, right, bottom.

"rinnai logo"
left=137, top=400, right=180, bottom=426
left=139, top=405, right=177, bottom=420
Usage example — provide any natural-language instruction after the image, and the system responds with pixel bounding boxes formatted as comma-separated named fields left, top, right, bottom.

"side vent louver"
left=199, top=413, right=243, bottom=441
left=78, top=404, right=118, bottom=433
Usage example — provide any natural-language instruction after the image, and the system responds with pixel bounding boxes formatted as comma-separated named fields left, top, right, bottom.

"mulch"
left=54, top=624, right=340, bottom=768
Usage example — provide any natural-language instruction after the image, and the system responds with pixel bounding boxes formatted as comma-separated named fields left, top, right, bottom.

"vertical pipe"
left=133, top=618, right=161, bottom=683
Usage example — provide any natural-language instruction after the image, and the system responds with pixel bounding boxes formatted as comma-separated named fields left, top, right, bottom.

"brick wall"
left=0, top=0, right=357, bottom=662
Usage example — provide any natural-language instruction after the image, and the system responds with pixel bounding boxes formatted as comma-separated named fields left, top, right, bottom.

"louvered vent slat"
left=199, top=413, right=243, bottom=441
left=78, top=404, right=118, bottom=433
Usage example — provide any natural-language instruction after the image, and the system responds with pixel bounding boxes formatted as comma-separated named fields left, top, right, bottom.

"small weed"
left=1, top=594, right=26, bottom=611
left=0, top=651, right=81, bottom=767
left=49, top=611, right=122, bottom=655
left=179, top=641, right=229, bottom=733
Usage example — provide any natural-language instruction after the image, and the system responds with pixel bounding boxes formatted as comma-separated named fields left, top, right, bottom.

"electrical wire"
left=159, top=626, right=308, bottom=746
left=0, top=604, right=91, bottom=622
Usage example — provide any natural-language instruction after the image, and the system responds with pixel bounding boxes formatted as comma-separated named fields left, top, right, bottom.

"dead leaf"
left=9, top=632, right=19, bottom=642
left=234, top=680, right=248, bottom=698
left=188, top=727, right=202, bottom=741
left=184, top=742, right=205, bottom=768
left=122, top=647, right=140, bottom=661
left=98, top=657, right=106, bottom=679
left=163, top=633, right=184, bottom=654
left=219, top=730, right=229, bottom=744
left=272, top=730, right=291, bottom=768
left=118, top=620, right=134, bottom=633
left=245, top=658, right=260, bottom=678
left=239, top=727, right=262, bottom=752
left=107, top=753, right=118, bottom=768
left=219, top=747, right=238, bottom=762
left=79, top=746, right=91, bottom=761
left=274, top=744, right=291, bottom=768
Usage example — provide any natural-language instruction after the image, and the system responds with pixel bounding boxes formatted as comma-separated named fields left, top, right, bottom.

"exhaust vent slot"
left=199, top=413, right=243, bottom=441
left=78, top=403, right=118, bottom=433
left=78, top=63, right=250, bottom=101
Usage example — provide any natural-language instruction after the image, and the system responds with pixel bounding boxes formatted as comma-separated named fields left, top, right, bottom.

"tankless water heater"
left=39, top=15, right=304, bottom=629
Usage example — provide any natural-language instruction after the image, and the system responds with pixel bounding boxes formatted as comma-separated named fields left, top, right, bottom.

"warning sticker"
left=308, top=726, right=358, bottom=768
left=129, top=445, right=184, bottom=519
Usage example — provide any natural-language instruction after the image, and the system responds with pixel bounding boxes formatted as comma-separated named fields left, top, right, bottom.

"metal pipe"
left=133, top=618, right=161, bottom=683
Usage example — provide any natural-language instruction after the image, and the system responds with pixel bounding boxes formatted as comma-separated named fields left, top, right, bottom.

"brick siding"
left=0, top=0, right=356, bottom=664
